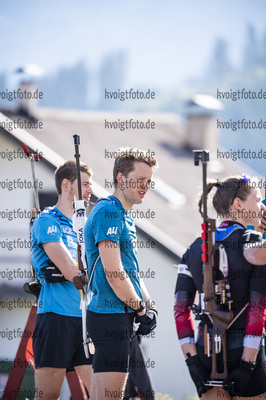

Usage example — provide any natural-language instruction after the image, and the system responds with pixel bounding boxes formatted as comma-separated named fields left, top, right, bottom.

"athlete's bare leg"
left=202, top=386, right=230, bottom=399
left=75, top=364, right=92, bottom=394
left=34, top=367, right=65, bottom=400
left=90, top=371, right=128, bottom=400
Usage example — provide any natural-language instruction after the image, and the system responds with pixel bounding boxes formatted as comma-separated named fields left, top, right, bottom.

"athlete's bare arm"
left=42, top=242, right=78, bottom=281
left=98, top=240, right=145, bottom=315
left=243, top=241, right=266, bottom=265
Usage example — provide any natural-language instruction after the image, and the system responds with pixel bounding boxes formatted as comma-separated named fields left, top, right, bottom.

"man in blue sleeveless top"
left=31, top=160, right=93, bottom=399
left=84, top=148, right=158, bottom=399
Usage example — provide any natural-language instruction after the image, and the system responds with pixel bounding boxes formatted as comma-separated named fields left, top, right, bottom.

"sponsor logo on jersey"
left=177, top=264, right=192, bottom=278
left=70, top=249, right=77, bottom=260
left=67, top=235, right=77, bottom=249
left=220, top=221, right=229, bottom=228
left=62, top=227, right=72, bottom=234
left=107, top=227, right=118, bottom=235
left=47, top=225, right=57, bottom=234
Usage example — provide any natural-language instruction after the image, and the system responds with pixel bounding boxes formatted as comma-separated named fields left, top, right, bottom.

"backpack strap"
left=215, top=224, right=243, bottom=241
left=242, top=229, right=262, bottom=245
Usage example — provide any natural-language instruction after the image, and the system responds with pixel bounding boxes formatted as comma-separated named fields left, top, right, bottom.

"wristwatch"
left=135, top=300, right=145, bottom=314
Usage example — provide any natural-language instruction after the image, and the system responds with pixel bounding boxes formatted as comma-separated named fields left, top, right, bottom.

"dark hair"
left=198, top=177, right=254, bottom=217
left=113, top=147, right=158, bottom=185
left=54, top=160, right=92, bottom=195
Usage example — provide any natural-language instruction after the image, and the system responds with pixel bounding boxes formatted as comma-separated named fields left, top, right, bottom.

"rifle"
left=193, top=150, right=233, bottom=386
left=21, top=144, right=42, bottom=297
left=2, top=146, right=41, bottom=399
left=72, top=134, right=95, bottom=357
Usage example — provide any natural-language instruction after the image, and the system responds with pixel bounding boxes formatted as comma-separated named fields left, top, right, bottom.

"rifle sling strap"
left=226, top=302, right=249, bottom=331
left=86, top=196, right=121, bottom=293
left=87, top=255, right=100, bottom=292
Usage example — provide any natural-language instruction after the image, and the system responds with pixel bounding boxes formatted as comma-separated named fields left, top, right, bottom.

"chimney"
left=16, top=64, right=44, bottom=117
left=185, top=94, right=223, bottom=153
left=19, top=80, right=39, bottom=116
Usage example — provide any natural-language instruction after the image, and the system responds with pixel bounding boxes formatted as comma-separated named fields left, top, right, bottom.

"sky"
left=1, top=0, right=266, bottom=89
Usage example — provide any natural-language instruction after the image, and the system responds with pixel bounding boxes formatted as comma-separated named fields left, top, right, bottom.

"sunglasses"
left=231, top=174, right=250, bottom=205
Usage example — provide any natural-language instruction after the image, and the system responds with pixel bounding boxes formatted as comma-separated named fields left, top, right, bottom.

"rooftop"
left=1, top=107, right=261, bottom=257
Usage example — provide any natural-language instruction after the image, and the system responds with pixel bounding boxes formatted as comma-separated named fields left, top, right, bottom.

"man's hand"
left=255, top=209, right=266, bottom=233
left=78, top=270, right=88, bottom=285
left=260, top=210, right=266, bottom=232
left=73, top=271, right=88, bottom=297
left=135, top=308, right=157, bottom=335
left=223, top=359, right=255, bottom=397
left=185, top=354, right=211, bottom=398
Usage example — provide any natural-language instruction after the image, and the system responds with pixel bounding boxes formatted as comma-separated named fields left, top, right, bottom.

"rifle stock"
left=194, top=150, right=233, bottom=382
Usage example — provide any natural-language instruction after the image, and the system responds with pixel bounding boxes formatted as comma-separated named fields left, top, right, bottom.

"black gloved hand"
left=185, top=354, right=211, bottom=398
left=223, top=359, right=255, bottom=397
left=135, top=308, right=157, bottom=335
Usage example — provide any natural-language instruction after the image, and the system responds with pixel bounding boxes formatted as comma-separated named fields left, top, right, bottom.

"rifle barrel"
left=73, top=134, right=82, bottom=200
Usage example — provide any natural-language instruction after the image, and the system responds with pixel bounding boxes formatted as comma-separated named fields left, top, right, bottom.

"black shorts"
left=33, top=312, right=93, bottom=369
left=197, top=340, right=266, bottom=397
left=87, top=311, right=135, bottom=373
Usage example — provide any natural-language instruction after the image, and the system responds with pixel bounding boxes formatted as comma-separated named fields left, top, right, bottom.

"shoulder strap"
left=218, top=244, right=229, bottom=277
left=86, top=197, right=122, bottom=291
left=87, top=255, right=100, bottom=292
left=215, top=224, right=243, bottom=241
left=95, top=197, right=119, bottom=207
left=242, top=229, right=262, bottom=245
left=40, top=206, right=61, bottom=223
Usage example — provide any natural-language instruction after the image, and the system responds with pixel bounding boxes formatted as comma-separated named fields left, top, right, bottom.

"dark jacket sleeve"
left=174, top=238, right=202, bottom=344
left=244, top=264, right=266, bottom=349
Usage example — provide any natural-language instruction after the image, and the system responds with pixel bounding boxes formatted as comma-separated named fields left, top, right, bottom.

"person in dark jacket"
left=174, top=176, right=266, bottom=399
